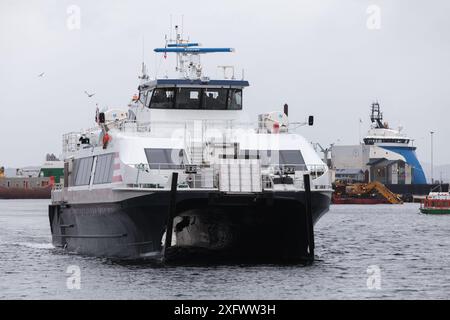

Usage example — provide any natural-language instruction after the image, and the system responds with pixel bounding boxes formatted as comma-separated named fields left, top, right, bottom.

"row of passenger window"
left=144, top=148, right=306, bottom=169
left=72, top=153, right=115, bottom=186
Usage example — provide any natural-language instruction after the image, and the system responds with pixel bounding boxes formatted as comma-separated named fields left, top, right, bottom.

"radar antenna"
left=154, top=25, right=234, bottom=80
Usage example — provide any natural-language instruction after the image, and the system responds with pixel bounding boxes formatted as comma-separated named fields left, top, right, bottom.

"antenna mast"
left=154, top=25, right=234, bottom=79
left=370, top=102, right=385, bottom=129
left=138, top=36, right=149, bottom=83
left=170, top=14, right=173, bottom=41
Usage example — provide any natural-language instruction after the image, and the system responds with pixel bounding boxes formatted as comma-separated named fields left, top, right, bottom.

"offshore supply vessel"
left=331, top=102, right=447, bottom=200
left=363, top=102, right=426, bottom=184
left=48, top=29, right=332, bottom=263
left=362, top=103, right=448, bottom=196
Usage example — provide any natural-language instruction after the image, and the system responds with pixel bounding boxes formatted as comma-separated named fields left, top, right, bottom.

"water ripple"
left=0, top=201, right=449, bottom=299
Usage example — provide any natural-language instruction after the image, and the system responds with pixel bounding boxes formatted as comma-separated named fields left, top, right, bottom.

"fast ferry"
left=363, top=102, right=427, bottom=184
left=48, top=28, right=332, bottom=263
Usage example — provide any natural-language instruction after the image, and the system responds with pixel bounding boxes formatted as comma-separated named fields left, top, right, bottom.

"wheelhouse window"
left=175, top=88, right=202, bottom=109
left=203, top=88, right=228, bottom=110
left=144, top=90, right=153, bottom=107
left=145, top=148, right=186, bottom=169
left=151, top=88, right=175, bottom=109
left=228, top=89, right=242, bottom=110
left=148, top=87, right=243, bottom=110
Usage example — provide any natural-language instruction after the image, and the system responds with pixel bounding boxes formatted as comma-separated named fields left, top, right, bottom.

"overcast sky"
left=1, top=0, right=449, bottom=168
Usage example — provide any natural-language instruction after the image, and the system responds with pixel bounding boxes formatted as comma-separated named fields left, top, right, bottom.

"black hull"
left=49, top=191, right=331, bottom=263
left=385, top=183, right=449, bottom=197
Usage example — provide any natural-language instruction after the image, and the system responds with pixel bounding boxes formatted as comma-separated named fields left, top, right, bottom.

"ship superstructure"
left=331, top=101, right=432, bottom=198
left=49, top=28, right=332, bottom=262
left=363, top=102, right=427, bottom=184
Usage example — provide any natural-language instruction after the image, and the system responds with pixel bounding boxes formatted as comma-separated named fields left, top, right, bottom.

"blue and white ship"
left=363, top=102, right=427, bottom=184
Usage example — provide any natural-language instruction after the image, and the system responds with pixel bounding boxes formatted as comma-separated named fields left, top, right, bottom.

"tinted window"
left=150, top=88, right=175, bottom=109
left=175, top=88, right=202, bottom=109
left=145, top=90, right=153, bottom=107
left=149, top=87, right=243, bottom=110
left=203, top=89, right=227, bottom=110
left=228, top=89, right=242, bottom=110
left=94, top=153, right=114, bottom=184
left=279, top=150, right=305, bottom=166
left=73, top=157, right=94, bottom=186
left=145, top=148, right=185, bottom=169
left=240, top=150, right=305, bottom=167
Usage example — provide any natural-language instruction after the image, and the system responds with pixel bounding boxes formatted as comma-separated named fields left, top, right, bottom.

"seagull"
left=38, top=72, right=45, bottom=77
left=84, top=91, right=95, bottom=98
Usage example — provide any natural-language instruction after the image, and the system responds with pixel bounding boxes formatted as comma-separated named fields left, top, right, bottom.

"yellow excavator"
left=345, top=181, right=403, bottom=204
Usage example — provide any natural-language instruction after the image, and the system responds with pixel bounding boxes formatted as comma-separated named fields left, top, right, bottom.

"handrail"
left=125, top=162, right=331, bottom=191
left=132, top=162, right=327, bottom=173
left=66, top=119, right=313, bottom=136
left=62, top=119, right=321, bottom=159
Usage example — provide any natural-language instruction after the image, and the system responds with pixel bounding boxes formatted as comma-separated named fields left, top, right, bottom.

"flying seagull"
left=38, top=72, right=45, bottom=77
left=84, top=91, right=95, bottom=98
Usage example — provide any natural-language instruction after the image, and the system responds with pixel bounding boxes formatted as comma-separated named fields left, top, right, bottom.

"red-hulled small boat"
left=420, top=192, right=450, bottom=214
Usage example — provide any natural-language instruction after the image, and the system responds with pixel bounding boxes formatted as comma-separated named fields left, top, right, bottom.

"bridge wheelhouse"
left=138, top=79, right=249, bottom=111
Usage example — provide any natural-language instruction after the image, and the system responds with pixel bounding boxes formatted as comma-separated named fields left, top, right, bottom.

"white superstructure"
left=55, top=33, right=331, bottom=203
left=49, top=27, right=333, bottom=262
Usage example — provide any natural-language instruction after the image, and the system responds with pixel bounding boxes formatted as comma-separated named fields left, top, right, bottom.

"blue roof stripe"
left=153, top=79, right=249, bottom=87
left=154, top=47, right=234, bottom=53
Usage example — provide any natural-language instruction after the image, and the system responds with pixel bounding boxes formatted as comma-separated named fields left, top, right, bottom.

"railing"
left=62, top=132, right=81, bottom=154
left=130, top=162, right=327, bottom=175
left=126, top=163, right=216, bottom=190
left=105, top=119, right=311, bottom=135
left=62, top=119, right=318, bottom=158
left=124, top=162, right=331, bottom=191
left=63, top=127, right=101, bottom=155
